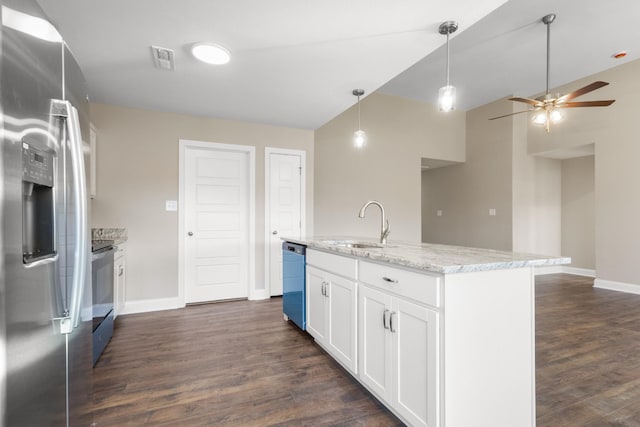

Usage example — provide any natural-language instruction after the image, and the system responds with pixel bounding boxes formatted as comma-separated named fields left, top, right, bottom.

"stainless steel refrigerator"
left=1, top=0, right=93, bottom=425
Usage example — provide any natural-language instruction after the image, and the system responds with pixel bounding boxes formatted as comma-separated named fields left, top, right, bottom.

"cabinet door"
left=392, top=298, right=439, bottom=427
left=358, top=284, right=393, bottom=400
left=327, top=274, right=357, bottom=374
left=306, top=266, right=327, bottom=343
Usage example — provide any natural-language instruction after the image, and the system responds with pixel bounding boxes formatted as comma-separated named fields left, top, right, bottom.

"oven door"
left=92, top=246, right=115, bottom=331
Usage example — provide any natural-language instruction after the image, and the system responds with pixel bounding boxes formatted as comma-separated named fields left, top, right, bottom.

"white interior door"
left=266, top=150, right=304, bottom=296
left=184, top=146, right=250, bottom=303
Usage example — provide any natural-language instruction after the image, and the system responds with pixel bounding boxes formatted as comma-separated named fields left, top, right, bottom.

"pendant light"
left=438, top=21, right=458, bottom=112
left=352, top=89, right=366, bottom=148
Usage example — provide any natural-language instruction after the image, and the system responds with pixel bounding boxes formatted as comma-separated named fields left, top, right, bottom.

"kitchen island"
left=283, top=236, right=569, bottom=427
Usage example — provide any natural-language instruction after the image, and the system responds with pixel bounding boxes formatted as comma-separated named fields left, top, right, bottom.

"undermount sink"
left=322, top=240, right=386, bottom=249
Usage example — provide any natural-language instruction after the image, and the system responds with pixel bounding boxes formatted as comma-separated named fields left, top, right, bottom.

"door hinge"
left=298, top=166, right=302, bottom=175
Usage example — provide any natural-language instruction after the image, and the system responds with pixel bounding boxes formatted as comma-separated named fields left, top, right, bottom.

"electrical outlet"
left=489, top=208, right=496, bottom=216
left=437, top=210, right=443, bottom=217
left=166, top=200, right=177, bottom=211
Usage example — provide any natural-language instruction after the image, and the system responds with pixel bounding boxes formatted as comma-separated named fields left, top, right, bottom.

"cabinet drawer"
left=307, top=249, right=357, bottom=280
left=359, top=261, right=441, bottom=307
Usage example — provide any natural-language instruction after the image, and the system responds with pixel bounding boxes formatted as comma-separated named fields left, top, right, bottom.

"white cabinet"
left=393, top=297, right=438, bottom=427
left=306, top=250, right=358, bottom=374
left=359, top=272, right=439, bottom=427
left=303, top=248, right=535, bottom=427
left=113, top=244, right=126, bottom=318
left=306, top=266, right=327, bottom=342
left=327, top=272, right=357, bottom=372
left=306, top=265, right=357, bottom=373
left=359, top=284, right=393, bottom=399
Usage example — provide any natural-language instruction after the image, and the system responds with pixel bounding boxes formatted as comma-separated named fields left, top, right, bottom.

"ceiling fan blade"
left=560, top=100, right=615, bottom=108
left=558, top=81, right=609, bottom=102
left=508, top=97, right=544, bottom=107
left=489, top=109, right=533, bottom=120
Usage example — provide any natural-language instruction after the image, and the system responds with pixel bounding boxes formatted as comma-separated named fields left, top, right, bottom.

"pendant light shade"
left=354, top=130, right=366, bottom=148
left=438, top=85, right=456, bottom=112
left=438, top=21, right=458, bottom=112
left=352, top=89, right=366, bottom=148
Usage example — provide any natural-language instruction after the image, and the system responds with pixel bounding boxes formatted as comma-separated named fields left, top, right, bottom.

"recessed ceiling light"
left=191, top=42, right=231, bottom=65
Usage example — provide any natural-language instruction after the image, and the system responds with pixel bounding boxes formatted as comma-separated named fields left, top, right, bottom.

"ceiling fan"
left=489, top=13, right=615, bottom=133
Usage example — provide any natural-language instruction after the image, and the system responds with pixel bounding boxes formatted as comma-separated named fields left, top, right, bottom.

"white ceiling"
left=36, top=0, right=640, bottom=130
left=35, top=0, right=508, bottom=130
left=380, top=0, right=640, bottom=111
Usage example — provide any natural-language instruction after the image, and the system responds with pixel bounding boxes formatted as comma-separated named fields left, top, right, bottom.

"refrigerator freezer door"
left=2, top=1, right=67, bottom=424
left=2, top=1, right=93, bottom=425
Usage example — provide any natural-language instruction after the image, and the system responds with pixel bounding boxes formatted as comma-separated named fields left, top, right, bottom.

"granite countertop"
left=92, top=228, right=128, bottom=245
left=282, top=236, right=570, bottom=274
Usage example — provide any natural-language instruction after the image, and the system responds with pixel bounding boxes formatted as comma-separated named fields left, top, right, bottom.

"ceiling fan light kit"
left=489, top=13, right=615, bottom=133
left=438, top=21, right=458, bottom=112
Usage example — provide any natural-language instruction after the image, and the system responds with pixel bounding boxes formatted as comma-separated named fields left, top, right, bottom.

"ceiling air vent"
left=151, top=45, right=175, bottom=71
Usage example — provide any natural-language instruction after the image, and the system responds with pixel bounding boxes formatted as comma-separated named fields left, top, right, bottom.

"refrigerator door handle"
left=66, top=101, right=89, bottom=331
left=23, top=253, right=59, bottom=269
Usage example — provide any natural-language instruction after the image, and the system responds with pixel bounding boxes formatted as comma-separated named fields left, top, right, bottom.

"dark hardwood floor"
left=93, top=297, right=401, bottom=426
left=536, top=274, right=640, bottom=426
left=93, top=274, right=640, bottom=426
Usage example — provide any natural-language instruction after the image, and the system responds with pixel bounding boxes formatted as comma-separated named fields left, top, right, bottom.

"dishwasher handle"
left=282, top=242, right=306, bottom=255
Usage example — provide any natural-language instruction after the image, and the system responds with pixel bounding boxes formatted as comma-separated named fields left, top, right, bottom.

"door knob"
left=272, top=230, right=278, bottom=235
left=187, top=231, right=193, bottom=236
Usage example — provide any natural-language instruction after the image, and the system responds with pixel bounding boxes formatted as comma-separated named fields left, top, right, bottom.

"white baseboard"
left=535, top=266, right=596, bottom=277
left=120, top=291, right=273, bottom=315
left=562, top=267, right=596, bottom=277
left=534, top=266, right=564, bottom=275
left=594, top=279, right=640, bottom=295
left=120, top=297, right=183, bottom=315
left=249, top=289, right=270, bottom=300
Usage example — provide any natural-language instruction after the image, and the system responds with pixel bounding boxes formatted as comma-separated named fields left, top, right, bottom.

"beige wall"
left=90, top=103, right=314, bottom=303
left=528, top=58, right=640, bottom=286
left=314, top=92, right=465, bottom=242
left=422, top=99, right=514, bottom=250
left=561, top=156, right=595, bottom=270
left=422, top=98, right=563, bottom=254
left=512, top=110, right=562, bottom=256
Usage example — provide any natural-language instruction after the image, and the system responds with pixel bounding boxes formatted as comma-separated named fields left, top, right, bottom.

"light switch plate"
left=437, top=210, right=443, bottom=217
left=166, top=200, right=178, bottom=211
left=489, top=208, right=496, bottom=216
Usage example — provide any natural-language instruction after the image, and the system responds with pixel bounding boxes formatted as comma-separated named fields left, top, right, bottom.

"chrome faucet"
left=358, top=200, right=390, bottom=244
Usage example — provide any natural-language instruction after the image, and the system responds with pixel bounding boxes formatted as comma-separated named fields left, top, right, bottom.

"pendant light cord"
left=446, top=32, right=450, bottom=87
left=357, top=94, right=361, bottom=130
